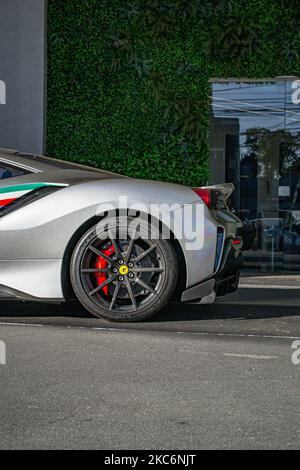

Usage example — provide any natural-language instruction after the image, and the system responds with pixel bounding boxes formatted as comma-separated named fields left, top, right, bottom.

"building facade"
left=210, top=79, right=300, bottom=272
left=0, top=0, right=46, bottom=154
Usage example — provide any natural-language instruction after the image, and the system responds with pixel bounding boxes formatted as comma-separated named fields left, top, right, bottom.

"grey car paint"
left=0, top=149, right=240, bottom=301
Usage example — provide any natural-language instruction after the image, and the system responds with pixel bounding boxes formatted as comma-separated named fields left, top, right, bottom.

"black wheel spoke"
left=109, top=283, right=121, bottom=311
left=135, top=277, right=156, bottom=295
left=89, top=274, right=118, bottom=297
left=125, top=228, right=137, bottom=263
left=88, top=245, right=115, bottom=265
left=134, top=245, right=156, bottom=263
left=109, top=236, right=121, bottom=259
left=131, top=267, right=164, bottom=273
left=125, top=278, right=137, bottom=311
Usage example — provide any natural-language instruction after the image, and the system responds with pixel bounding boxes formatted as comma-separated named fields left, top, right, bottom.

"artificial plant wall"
left=47, top=0, right=300, bottom=185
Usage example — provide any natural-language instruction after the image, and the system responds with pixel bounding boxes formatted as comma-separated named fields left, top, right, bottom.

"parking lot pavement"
left=0, top=321, right=299, bottom=450
left=0, top=287, right=299, bottom=449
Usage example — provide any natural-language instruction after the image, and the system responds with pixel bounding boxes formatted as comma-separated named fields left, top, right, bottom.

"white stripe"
left=0, top=322, right=299, bottom=340
left=0, top=190, right=30, bottom=201
left=239, top=284, right=300, bottom=290
left=223, top=353, right=278, bottom=360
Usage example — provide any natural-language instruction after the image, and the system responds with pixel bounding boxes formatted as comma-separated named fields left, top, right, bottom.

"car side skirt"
left=0, top=259, right=64, bottom=300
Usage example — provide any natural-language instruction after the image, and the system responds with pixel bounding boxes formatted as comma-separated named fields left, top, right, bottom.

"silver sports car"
left=0, top=148, right=242, bottom=322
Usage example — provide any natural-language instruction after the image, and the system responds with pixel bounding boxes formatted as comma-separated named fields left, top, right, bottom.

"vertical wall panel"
left=0, top=0, right=45, bottom=154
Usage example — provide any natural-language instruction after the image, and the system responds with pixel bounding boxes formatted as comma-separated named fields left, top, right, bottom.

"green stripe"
left=0, top=183, right=67, bottom=195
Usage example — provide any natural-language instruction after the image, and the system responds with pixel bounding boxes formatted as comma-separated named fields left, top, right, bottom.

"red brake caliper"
left=94, top=244, right=115, bottom=296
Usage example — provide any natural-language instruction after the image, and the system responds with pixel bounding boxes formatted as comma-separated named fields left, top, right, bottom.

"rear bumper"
left=181, top=239, right=243, bottom=303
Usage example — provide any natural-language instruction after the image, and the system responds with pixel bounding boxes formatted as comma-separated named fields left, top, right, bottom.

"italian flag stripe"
left=0, top=198, right=17, bottom=207
left=0, top=182, right=68, bottom=208
left=0, top=182, right=66, bottom=195
left=0, top=190, right=30, bottom=201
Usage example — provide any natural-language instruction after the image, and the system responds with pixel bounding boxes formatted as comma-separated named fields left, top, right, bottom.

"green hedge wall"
left=47, top=0, right=300, bottom=186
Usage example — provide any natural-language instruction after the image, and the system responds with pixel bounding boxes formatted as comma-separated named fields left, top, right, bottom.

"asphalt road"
left=0, top=287, right=300, bottom=449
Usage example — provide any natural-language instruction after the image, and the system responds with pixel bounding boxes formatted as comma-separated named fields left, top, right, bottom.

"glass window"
left=0, top=162, right=29, bottom=180
left=210, top=79, right=300, bottom=272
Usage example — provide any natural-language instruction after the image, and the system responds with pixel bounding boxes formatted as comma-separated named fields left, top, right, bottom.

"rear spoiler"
left=202, top=183, right=235, bottom=209
left=202, top=183, right=234, bottom=200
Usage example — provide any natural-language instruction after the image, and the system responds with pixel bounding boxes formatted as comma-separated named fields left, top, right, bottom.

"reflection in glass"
left=210, top=80, right=300, bottom=272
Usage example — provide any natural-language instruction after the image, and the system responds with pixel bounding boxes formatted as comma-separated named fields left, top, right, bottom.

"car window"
left=0, top=162, right=29, bottom=180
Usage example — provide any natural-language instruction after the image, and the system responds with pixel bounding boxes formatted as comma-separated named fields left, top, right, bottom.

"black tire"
left=70, top=217, right=178, bottom=322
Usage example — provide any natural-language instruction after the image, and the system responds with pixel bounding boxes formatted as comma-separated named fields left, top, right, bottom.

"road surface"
left=0, top=287, right=299, bottom=449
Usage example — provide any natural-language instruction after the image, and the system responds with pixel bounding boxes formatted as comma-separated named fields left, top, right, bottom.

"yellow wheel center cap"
left=119, top=265, right=129, bottom=275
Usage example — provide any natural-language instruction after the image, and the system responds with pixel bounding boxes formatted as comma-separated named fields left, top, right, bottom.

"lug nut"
left=113, top=268, right=118, bottom=273
left=129, top=272, right=134, bottom=279
left=118, top=259, right=124, bottom=265
left=128, top=262, right=134, bottom=268
left=118, top=276, right=124, bottom=282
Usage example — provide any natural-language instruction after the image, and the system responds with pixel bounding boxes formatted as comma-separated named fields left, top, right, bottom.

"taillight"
left=231, top=238, right=243, bottom=250
left=192, top=188, right=215, bottom=209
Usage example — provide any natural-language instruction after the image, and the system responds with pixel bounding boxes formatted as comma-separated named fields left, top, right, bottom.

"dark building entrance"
left=210, top=78, right=300, bottom=272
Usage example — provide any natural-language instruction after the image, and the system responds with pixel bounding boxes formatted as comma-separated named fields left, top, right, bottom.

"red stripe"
left=0, top=198, right=17, bottom=207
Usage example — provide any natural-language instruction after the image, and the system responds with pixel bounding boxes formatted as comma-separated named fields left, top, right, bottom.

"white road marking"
left=0, top=321, right=299, bottom=340
left=175, top=330, right=300, bottom=340
left=0, top=322, right=42, bottom=327
left=223, top=353, right=278, bottom=360
left=239, top=284, right=300, bottom=289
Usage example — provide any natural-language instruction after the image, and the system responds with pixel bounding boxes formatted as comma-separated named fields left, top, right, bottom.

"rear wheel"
left=70, top=217, right=178, bottom=322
